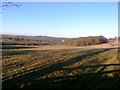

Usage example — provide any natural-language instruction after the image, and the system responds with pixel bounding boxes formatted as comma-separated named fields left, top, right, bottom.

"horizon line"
left=1, top=33, right=118, bottom=39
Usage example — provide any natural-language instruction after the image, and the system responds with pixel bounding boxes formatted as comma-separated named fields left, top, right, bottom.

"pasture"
left=2, top=45, right=120, bottom=89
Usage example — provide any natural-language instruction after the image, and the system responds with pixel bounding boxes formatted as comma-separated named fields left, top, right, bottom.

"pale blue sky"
left=2, top=2, right=118, bottom=38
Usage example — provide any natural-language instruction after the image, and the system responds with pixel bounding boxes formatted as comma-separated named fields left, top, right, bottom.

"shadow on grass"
left=2, top=45, right=36, bottom=49
left=2, top=45, right=38, bottom=56
left=2, top=48, right=120, bottom=89
left=62, top=64, right=120, bottom=71
left=26, top=69, right=120, bottom=89
left=3, top=69, right=120, bottom=89
left=2, top=50, right=37, bottom=56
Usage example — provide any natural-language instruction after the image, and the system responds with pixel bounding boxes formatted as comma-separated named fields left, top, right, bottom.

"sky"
left=2, top=2, right=118, bottom=38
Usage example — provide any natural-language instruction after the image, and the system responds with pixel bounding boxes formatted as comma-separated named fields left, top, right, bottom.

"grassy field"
left=2, top=45, right=120, bottom=89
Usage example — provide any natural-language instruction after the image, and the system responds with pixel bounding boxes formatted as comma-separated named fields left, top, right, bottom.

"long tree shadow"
left=2, top=45, right=36, bottom=50
left=62, top=64, right=120, bottom=71
left=2, top=50, right=37, bottom=56
left=4, top=69, right=120, bottom=89
left=3, top=48, right=116, bottom=89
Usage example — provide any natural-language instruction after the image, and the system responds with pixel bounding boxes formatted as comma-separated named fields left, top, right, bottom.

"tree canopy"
left=64, top=36, right=108, bottom=46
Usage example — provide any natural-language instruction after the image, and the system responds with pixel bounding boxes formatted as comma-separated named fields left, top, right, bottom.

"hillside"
left=2, top=34, right=120, bottom=89
left=2, top=34, right=69, bottom=45
left=1, top=34, right=119, bottom=47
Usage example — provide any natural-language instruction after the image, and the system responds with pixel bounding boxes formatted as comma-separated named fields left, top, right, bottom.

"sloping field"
left=2, top=46, right=120, bottom=89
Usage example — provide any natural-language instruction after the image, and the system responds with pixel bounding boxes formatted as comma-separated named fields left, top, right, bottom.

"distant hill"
left=2, top=34, right=70, bottom=45
left=2, top=34, right=118, bottom=46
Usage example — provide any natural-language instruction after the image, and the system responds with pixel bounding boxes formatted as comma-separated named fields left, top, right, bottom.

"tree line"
left=64, top=36, right=108, bottom=46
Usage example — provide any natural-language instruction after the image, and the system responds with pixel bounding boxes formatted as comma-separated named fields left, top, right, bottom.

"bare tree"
left=1, top=1, right=21, bottom=7
left=0, top=1, right=21, bottom=13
